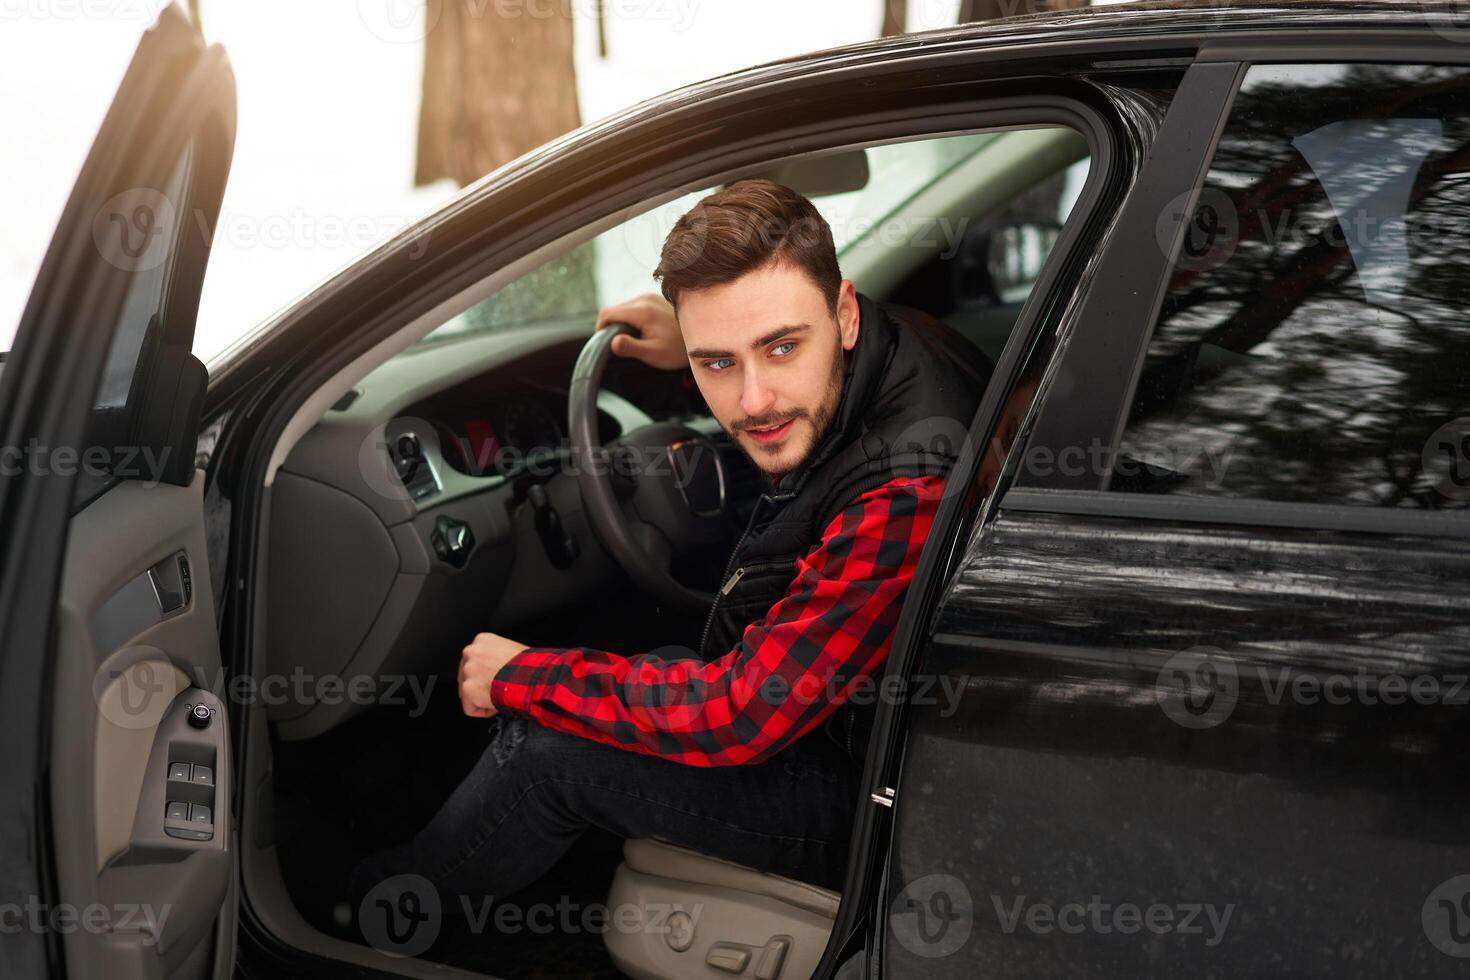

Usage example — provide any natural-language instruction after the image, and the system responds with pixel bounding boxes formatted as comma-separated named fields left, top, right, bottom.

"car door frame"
left=0, top=6, right=236, bottom=978
left=865, top=29, right=1470, bottom=980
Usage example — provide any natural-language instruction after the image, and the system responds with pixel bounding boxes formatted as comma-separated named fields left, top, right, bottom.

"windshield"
left=420, top=133, right=997, bottom=344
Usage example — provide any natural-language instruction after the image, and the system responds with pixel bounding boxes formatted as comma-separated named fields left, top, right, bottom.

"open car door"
left=0, top=7, right=236, bottom=979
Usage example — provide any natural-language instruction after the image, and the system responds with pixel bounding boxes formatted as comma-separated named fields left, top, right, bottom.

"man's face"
left=677, top=260, right=860, bottom=481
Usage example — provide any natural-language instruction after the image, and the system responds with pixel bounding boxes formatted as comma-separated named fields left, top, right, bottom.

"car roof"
left=750, top=0, right=1465, bottom=68
left=205, top=0, right=1465, bottom=382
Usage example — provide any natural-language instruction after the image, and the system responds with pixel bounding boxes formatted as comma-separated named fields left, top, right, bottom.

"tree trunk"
left=416, top=0, right=581, bottom=187
left=958, top=0, right=1087, bottom=22
left=881, top=0, right=906, bottom=37
left=417, top=0, right=593, bottom=324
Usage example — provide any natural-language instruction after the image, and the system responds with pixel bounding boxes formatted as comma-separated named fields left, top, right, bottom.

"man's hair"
left=654, top=178, right=841, bottom=312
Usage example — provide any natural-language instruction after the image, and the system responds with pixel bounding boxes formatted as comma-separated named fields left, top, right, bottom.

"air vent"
left=388, top=431, right=439, bottom=501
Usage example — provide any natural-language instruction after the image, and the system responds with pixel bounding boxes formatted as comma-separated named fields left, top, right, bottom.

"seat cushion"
left=604, top=838, right=842, bottom=980
left=623, top=838, right=840, bottom=919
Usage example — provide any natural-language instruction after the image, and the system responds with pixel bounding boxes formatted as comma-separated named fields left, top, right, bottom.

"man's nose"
left=739, top=364, right=776, bottom=418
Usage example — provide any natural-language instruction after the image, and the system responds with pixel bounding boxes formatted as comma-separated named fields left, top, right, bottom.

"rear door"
left=883, top=49, right=1470, bottom=978
left=0, top=7, right=237, bottom=979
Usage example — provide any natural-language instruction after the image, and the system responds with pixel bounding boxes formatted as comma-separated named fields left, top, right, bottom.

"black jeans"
left=348, top=714, right=862, bottom=915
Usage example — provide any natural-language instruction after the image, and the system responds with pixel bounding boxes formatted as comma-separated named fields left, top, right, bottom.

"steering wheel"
left=569, top=324, right=728, bottom=610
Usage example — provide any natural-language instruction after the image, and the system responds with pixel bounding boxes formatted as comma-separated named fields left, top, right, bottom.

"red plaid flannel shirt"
left=490, top=474, right=945, bottom=766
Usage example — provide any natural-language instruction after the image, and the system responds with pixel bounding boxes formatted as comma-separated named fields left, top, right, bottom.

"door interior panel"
left=51, top=472, right=236, bottom=980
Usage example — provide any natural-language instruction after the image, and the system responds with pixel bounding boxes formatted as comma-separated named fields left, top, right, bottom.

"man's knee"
left=488, top=715, right=596, bottom=778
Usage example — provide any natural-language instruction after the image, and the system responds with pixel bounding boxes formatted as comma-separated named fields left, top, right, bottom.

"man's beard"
left=733, top=351, right=846, bottom=484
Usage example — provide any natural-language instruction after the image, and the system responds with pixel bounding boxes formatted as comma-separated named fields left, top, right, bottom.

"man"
left=350, top=179, right=983, bottom=915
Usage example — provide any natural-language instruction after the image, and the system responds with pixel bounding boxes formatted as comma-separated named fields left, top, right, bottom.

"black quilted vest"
left=695, top=293, right=986, bottom=766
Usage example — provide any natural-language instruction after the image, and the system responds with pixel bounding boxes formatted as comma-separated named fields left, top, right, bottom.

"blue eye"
left=706, top=358, right=734, bottom=372
left=771, top=342, right=796, bottom=356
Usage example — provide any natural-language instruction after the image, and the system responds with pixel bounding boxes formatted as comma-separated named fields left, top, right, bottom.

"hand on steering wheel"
left=593, top=293, right=688, bottom=370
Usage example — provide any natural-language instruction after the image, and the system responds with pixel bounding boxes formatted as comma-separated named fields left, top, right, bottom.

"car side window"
left=1113, top=64, right=1470, bottom=510
left=420, top=130, right=1082, bottom=345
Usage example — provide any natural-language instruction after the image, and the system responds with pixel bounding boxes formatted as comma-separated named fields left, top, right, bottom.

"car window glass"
left=420, top=133, right=999, bottom=343
left=79, top=143, right=194, bottom=500
left=94, top=145, right=193, bottom=413
left=1114, top=64, right=1470, bottom=510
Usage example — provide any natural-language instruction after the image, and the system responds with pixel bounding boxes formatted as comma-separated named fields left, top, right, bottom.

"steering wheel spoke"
left=627, top=518, right=675, bottom=570
left=569, top=324, right=723, bottom=609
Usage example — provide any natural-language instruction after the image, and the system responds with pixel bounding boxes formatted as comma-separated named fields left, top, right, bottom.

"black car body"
left=4, top=2, right=1470, bottom=978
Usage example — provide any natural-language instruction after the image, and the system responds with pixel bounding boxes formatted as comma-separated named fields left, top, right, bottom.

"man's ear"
left=836, top=280, right=860, bottom=351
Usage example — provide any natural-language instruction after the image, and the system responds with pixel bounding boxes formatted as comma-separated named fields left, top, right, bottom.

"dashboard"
left=263, top=320, right=732, bottom=741
left=387, top=333, right=712, bottom=497
left=427, top=387, right=567, bottom=479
